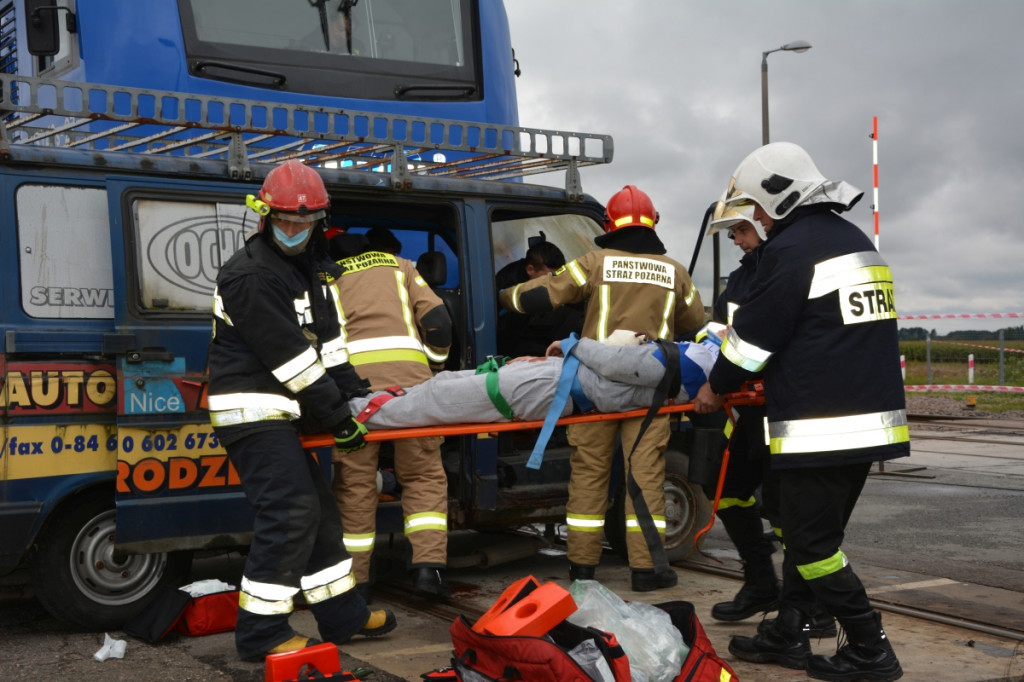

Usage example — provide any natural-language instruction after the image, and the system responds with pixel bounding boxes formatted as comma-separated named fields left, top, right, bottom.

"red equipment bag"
left=450, top=614, right=631, bottom=681
left=172, top=590, right=239, bottom=637
left=657, top=601, right=739, bottom=682
left=448, top=601, right=737, bottom=682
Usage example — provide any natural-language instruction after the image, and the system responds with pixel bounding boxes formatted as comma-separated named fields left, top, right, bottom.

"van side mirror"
left=26, top=0, right=77, bottom=57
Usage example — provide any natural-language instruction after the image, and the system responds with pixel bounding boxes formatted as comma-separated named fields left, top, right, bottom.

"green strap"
left=475, top=356, right=514, bottom=419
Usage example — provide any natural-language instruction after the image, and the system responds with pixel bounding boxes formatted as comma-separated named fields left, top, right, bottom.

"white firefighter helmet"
left=708, top=191, right=765, bottom=241
left=720, top=142, right=829, bottom=220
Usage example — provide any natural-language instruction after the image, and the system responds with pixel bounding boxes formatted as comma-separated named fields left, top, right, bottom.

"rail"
left=0, top=72, right=613, bottom=197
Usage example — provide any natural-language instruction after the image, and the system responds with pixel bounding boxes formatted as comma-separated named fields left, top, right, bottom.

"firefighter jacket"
left=330, top=250, right=451, bottom=389
left=208, top=232, right=367, bottom=445
left=707, top=205, right=910, bottom=469
left=499, top=229, right=705, bottom=342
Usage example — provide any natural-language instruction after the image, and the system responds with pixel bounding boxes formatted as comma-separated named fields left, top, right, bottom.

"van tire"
left=604, top=450, right=711, bottom=562
left=31, top=491, right=193, bottom=630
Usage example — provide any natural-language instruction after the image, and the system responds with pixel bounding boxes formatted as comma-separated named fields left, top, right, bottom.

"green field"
left=900, top=339, right=1024, bottom=411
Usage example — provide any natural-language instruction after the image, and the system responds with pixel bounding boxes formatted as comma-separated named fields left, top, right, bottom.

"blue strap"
left=526, top=335, right=581, bottom=470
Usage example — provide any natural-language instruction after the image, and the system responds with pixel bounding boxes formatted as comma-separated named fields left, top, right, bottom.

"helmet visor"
left=269, top=209, right=326, bottom=225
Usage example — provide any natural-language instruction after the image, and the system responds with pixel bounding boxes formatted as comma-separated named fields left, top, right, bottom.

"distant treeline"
left=898, top=326, right=1024, bottom=341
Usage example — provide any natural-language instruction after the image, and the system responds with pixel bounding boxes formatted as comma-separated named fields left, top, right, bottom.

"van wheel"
left=604, top=451, right=712, bottom=562
left=32, top=492, right=193, bottom=630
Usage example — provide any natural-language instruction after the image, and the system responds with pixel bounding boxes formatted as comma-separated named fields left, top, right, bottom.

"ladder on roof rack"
left=0, top=73, right=613, bottom=199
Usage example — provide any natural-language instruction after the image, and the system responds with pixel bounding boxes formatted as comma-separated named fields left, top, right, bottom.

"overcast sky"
left=505, top=1, right=1023, bottom=333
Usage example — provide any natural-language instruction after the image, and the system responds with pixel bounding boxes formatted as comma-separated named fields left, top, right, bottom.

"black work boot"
left=728, top=604, right=811, bottom=670
left=711, top=554, right=780, bottom=621
left=759, top=600, right=837, bottom=638
left=412, top=567, right=451, bottom=601
left=807, top=611, right=902, bottom=681
left=630, top=568, right=678, bottom=592
left=568, top=562, right=596, bottom=581
left=713, top=505, right=780, bottom=621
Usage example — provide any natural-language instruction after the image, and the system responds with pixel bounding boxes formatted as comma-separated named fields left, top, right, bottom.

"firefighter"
left=708, top=204, right=838, bottom=638
left=328, top=232, right=453, bottom=601
left=500, top=185, right=705, bottom=591
left=702, top=204, right=783, bottom=624
left=207, top=160, right=396, bottom=660
left=694, top=142, right=907, bottom=681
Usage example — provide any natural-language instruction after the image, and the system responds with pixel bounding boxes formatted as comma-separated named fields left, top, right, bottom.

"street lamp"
left=761, top=40, right=812, bottom=145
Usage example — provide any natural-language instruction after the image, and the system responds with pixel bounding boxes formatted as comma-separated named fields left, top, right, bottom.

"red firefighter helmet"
left=603, top=185, right=659, bottom=233
left=255, top=160, right=330, bottom=222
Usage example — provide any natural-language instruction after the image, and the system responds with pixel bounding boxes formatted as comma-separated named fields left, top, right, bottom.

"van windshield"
left=178, top=0, right=478, bottom=100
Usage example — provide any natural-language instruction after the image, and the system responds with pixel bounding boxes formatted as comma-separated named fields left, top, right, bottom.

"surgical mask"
left=271, top=224, right=313, bottom=255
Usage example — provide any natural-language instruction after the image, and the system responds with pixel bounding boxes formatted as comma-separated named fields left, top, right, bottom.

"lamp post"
left=761, top=40, right=812, bottom=145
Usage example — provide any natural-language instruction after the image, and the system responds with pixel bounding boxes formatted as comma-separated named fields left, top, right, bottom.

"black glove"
left=334, top=417, right=368, bottom=453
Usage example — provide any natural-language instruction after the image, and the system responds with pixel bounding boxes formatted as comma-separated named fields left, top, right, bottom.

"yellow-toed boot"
left=356, top=609, right=397, bottom=637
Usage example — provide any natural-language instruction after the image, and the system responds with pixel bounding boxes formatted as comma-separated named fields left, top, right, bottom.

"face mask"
left=271, top=224, right=313, bottom=255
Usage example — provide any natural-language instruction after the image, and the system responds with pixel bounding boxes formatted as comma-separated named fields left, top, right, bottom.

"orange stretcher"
left=299, top=383, right=765, bottom=554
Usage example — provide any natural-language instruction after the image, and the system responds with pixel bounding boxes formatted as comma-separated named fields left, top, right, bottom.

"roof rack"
left=0, top=73, right=612, bottom=199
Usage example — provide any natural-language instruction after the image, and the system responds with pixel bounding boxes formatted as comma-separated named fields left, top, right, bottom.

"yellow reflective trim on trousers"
left=797, top=549, right=849, bottom=581
left=239, top=591, right=293, bottom=615
left=405, top=512, right=448, bottom=534
left=658, top=291, right=674, bottom=339
left=350, top=348, right=429, bottom=366
left=769, top=410, right=909, bottom=454
left=625, top=515, right=666, bottom=532
left=721, top=327, right=771, bottom=372
left=343, top=533, right=376, bottom=552
left=718, top=496, right=757, bottom=511
left=303, top=573, right=357, bottom=604
left=567, top=513, right=605, bottom=532
left=597, top=285, right=611, bottom=341
left=567, top=259, right=587, bottom=287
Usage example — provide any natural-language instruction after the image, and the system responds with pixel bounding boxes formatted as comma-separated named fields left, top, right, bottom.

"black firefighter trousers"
left=227, top=428, right=368, bottom=658
left=776, top=462, right=875, bottom=620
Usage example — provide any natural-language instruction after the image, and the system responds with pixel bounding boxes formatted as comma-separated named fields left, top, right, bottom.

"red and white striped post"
left=900, top=354, right=906, bottom=381
left=872, top=116, right=879, bottom=250
left=968, top=353, right=975, bottom=384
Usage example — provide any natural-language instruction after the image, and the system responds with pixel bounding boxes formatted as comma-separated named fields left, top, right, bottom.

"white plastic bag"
left=568, top=580, right=688, bottom=682
left=93, top=633, right=126, bottom=661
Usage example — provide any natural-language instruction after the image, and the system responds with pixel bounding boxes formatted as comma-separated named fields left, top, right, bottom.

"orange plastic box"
left=482, top=581, right=577, bottom=638
left=471, top=575, right=540, bottom=633
left=264, top=642, right=340, bottom=682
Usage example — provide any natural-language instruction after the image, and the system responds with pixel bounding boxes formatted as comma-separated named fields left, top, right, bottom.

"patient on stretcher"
left=347, top=326, right=724, bottom=430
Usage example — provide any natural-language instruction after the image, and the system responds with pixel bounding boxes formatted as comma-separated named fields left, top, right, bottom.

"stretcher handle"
left=299, top=388, right=763, bottom=448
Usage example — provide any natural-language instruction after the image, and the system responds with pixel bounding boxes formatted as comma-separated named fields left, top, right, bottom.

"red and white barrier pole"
left=872, top=116, right=879, bottom=250
left=968, top=353, right=974, bottom=384
left=900, top=354, right=906, bottom=380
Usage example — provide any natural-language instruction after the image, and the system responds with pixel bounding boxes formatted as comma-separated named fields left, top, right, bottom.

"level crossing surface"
left=1, top=418, right=1022, bottom=681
